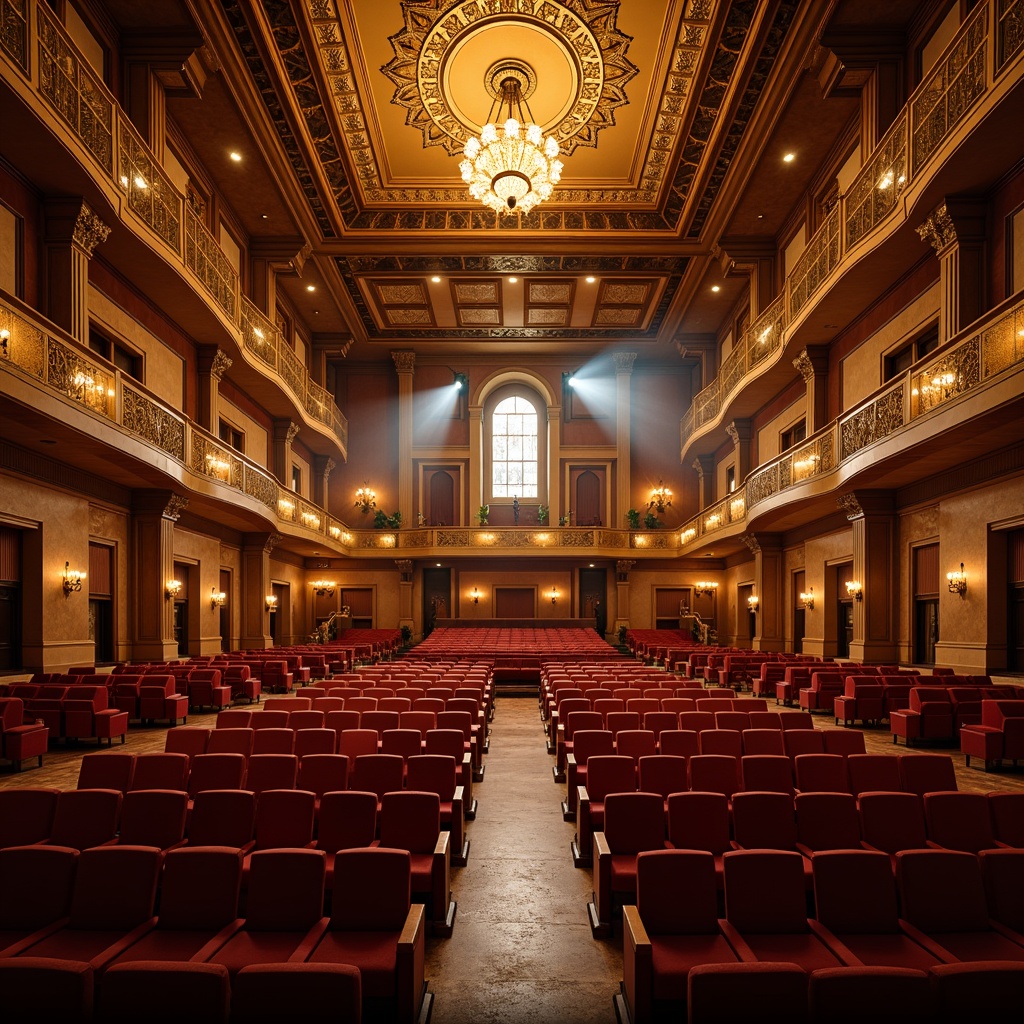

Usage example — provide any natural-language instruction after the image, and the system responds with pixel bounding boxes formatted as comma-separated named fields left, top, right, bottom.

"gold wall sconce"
left=694, top=581, right=718, bottom=597
left=747, top=594, right=759, bottom=612
left=166, top=579, right=182, bottom=600
left=548, top=587, right=559, bottom=604
left=62, top=561, right=86, bottom=597
left=211, top=589, right=227, bottom=608
left=845, top=581, right=863, bottom=601
left=800, top=588, right=814, bottom=610
left=648, top=480, right=673, bottom=514
left=312, top=579, right=336, bottom=597
left=266, top=594, right=278, bottom=610
left=471, top=587, right=480, bottom=604
left=947, top=563, right=967, bottom=595
left=354, top=483, right=377, bottom=514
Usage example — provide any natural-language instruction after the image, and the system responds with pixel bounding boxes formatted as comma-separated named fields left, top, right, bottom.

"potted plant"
left=372, top=510, right=403, bottom=529
left=537, top=504, right=549, bottom=525
left=643, top=510, right=662, bottom=529
left=476, top=504, right=490, bottom=525
left=617, top=624, right=628, bottom=645
left=625, top=508, right=641, bottom=529
left=399, top=624, right=412, bottom=646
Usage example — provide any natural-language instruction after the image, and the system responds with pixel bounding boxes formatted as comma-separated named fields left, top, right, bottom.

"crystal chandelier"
left=459, top=68, right=563, bottom=217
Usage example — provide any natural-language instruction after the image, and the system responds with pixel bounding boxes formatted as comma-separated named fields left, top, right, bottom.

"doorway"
left=0, top=585, right=20, bottom=672
left=89, top=599, right=113, bottom=663
left=578, top=568, right=607, bottom=631
left=837, top=601, right=853, bottom=658
left=1010, top=585, right=1024, bottom=672
left=423, top=567, right=451, bottom=635
left=173, top=600, right=188, bottom=657
left=914, top=600, right=938, bottom=665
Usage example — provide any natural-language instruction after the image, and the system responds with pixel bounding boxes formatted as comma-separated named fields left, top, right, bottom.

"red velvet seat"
left=784, top=730, right=826, bottom=758
left=846, top=754, right=902, bottom=798
left=251, top=728, right=295, bottom=756
left=164, top=727, right=210, bottom=762
left=794, top=792, right=861, bottom=854
left=899, top=754, right=957, bottom=797
left=616, top=728, right=658, bottom=765
left=638, top=755, right=688, bottom=814
left=424, top=728, right=476, bottom=818
left=822, top=731, right=867, bottom=756
left=76, top=752, right=135, bottom=793
left=859, top=791, right=929, bottom=870
left=315, top=790, right=378, bottom=893
left=740, top=755, right=794, bottom=795
left=666, top=791, right=731, bottom=890
left=793, top=754, right=849, bottom=794
left=0, top=697, right=49, bottom=770
left=688, top=754, right=740, bottom=801
left=563, top=729, right=614, bottom=819
left=0, top=957, right=94, bottom=1023
left=231, top=962, right=360, bottom=1024
left=241, top=789, right=316, bottom=882
left=987, top=791, right=1024, bottom=847
left=214, top=708, right=252, bottom=730
left=305, top=847, right=430, bottom=1024
left=205, top=728, right=255, bottom=759
left=338, top=728, right=380, bottom=770
left=742, top=729, right=786, bottom=757
left=979, top=848, right=1024, bottom=931
left=187, top=754, right=247, bottom=805
left=731, top=791, right=812, bottom=886
left=186, top=789, right=256, bottom=850
left=659, top=729, right=700, bottom=759
left=923, top=791, right=999, bottom=853
left=687, top=961, right=808, bottom=1024
left=296, top=754, right=348, bottom=815
left=129, top=752, right=189, bottom=792
left=43, top=789, right=122, bottom=851
left=617, top=850, right=739, bottom=1024
left=101, top=961, right=230, bottom=1024
left=406, top=754, right=468, bottom=867
left=0, top=845, right=79, bottom=955
left=188, top=670, right=231, bottom=713
left=807, top=965, right=932, bottom=1024
left=115, top=789, right=188, bottom=851
left=573, top=754, right=637, bottom=868
left=0, top=788, right=60, bottom=848
left=351, top=753, right=405, bottom=813
left=927, top=962, right=1024, bottom=1024
left=378, top=791, right=455, bottom=936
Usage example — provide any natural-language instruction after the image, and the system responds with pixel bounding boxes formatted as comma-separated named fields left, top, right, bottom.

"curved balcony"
left=678, top=291, right=1024, bottom=551
left=681, top=0, right=1024, bottom=460
left=0, top=2, right=347, bottom=456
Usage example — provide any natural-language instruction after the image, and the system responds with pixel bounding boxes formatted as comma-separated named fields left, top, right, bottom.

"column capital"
left=726, top=419, right=752, bottom=445
left=616, top=560, right=636, bottom=580
left=391, top=350, right=416, bottom=373
left=916, top=203, right=957, bottom=253
left=395, top=560, right=413, bottom=581
left=132, top=490, right=188, bottom=521
left=837, top=490, right=894, bottom=520
left=273, top=420, right=301, bottom=444
left=613, top=352, right=637, bottom=374
left=46, top=198, right=111, bottom=258
left=793, top=345, right=829, bottom=382
left=916, top=197, right=987, bottom=253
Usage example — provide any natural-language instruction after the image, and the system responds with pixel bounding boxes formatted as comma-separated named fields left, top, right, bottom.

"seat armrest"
left=622, top=905, right=652, bottom=1024
left=190, top=918, right=245, bottom=963
left=807, top=919, right=861, bottom=966
left=566, top=753, right=578, bottom=768
left=288, top=917, right=330, bottom=962
left=896, top=919, right=959, bottom=964
left=718, top=919, right=758, bottom=963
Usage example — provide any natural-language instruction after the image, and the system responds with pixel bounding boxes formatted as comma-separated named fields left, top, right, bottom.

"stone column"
left=614, top=353, right=636, bottom=527
left=725, top=420, right=752, bottom=486
left=240, top=533, right=281, bottom=649
left=313, top=456, right=335, bottom=511
left=44, top=199, right=110, bottom=343
left=745, top=534, right=785, bottom=652
left=547, top=404, right=562, bottom=524
left=272, top=420, right=300, bottom=486
left=692, top=456, right=715, bottom=511
left=916, top=199, right=987, bottom=344
left=613, top=560, right=635, bottom=637
left=391, top=351, right=415, bottom=526
left=468, top=405, right=483, bottom=525
left=131, top=491, right=187, bottom=662
left=197, top=348, right=232, bottom=433
left=793, top=346, right=830, bottom=433
left=395, top=560, right=414, bottom=634
left=841, top=491, right=898, bottom=663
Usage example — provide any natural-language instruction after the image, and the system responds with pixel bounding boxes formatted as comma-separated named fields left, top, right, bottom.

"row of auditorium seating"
left=615, top=846, right=1024, bottom=1024
left=893, top=688, right=1024, bottom=746
left=588, top=789, right=1023, bottom=935
left=0, top=691, right=129, bottom=746
left=0, top=843, right=430, bottom=1023
left=960, top=699, right=1024, bottom=770
left=0, top=697, right=49, bottom=771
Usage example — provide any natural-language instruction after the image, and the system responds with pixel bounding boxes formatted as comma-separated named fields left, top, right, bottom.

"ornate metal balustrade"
left=119, top=121, right=181, bottom=251
left=0, top=0, right=28, bottom=72
left=184, top=208, right=237, bottom=321
left=680, top=0, right=1017, bottom=451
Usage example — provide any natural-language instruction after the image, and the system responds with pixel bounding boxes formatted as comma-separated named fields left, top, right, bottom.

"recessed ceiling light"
left=589, top=563, right=595, bottom=568
left=431, top=276, right=441, bottom=283
left=757, top=214, right=764, bottom=219
left=711, top=285, right=720, bottom=293
left=306, top=284, right=315, bottom=292
left=229, top=151, right=242, bottom=162
left=436, top=563, right=442, bottom=567
left=508, top=276, right=518, bottom=284
left=261, top=213, right=268, bottom=220
left=585, top=276, right=596, bottom=283
left=783, top=152, right=795, bottom=163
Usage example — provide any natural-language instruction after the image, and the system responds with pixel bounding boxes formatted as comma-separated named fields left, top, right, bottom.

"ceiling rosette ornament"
left=382, top=0, right=638, bottom=157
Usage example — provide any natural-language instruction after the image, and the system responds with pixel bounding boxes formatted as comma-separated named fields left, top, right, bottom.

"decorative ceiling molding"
left=380, top=0, right=637, bottom=156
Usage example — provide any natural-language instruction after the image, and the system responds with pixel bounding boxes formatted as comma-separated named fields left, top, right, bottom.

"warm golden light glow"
left=166, top=579, right=182, bottom=599
left=800, top=588, right=814, bottom=609
left=845, top=580, right=863, bottom=600
left=62, top=561, right=86, bottom=597
left=947, top=563, right=967, bottom=595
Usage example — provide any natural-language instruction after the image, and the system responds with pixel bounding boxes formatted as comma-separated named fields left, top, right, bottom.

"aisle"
left=425, top=697, right=622, bottom=1023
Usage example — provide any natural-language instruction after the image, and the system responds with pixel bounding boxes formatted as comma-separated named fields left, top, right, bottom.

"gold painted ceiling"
left=201, top=0, right=850, bottom=356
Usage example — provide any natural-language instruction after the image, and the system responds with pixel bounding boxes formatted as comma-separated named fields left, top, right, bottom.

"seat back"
left=164, top=727, right=210, bottom=761
left=205, top=728, right=255, bottom=758
left=585, top=755, right=638, bottom=802
left=330, top=848, right=411, bottom=932
left=245, top=849, right=326, bottom=932
left=688, top=754, right=740, bottom=798
left=380, top=731, right=422, bottom=762
left=187, top=789, right=257, bottom=848
left=987, top=792, right=1024, bottom=847
left=379, top=791, right=441, bottom=855
left=659, top=730, right=699, bottom=759
left=616, top=730, right=657, bottom=764
left=979, top=848, right=1024, bottom=931
left=76, top=752, right=135, bottom=793
left=246, top=753, right=299, bottom=795
left=846, top=754, right=901, bottom=796
left=129, top=753, right=190, bottom=792
left=158, top=847, right=245, bottom=931
left=406, top=754, right=458, bottom=802
left=252, top=728, right=296, bottom=756
left=0, top=845, right=78, bottom=930
left=69, top=845, right=162, bottom=929
left=923, top=792, right=994, bottom=853
left=783, top=730, right=826, bottom=757
left=294, top=728, right=337, bottom=758
left=249, top=710, right=290, bottom=730
left=0, top=788, right=60, bottom=848
left=49, top=789, right=122, bottom=850
left=398, top=711, right=435, bottom=739
left=896, top=849, right=990, bottom=932
left=118, top=789, right=188, bottom=849
left=324, top=710, right=361, bottom=736
left=187, top=754, right=247, bottom=798
left=603, top=792, right=666, bottom=855
left=822, top=731, right=867, bottom=756
left=794, top=753, right=849, bottom=793
left=337, top=729, right=379, bottom=770
left=637, top=755, right=688, bottom=800
left=317, top=791, right=378, bottom=853
left=858, top=792, right=927, bottom=854
left=898, top=754, right=957, bottom=796
left=794, top=792, right=861, bottom=852
left=666, top=791, right=731, bottom=854
left=296, top=754, right=348, bottom=798
left=740, top=755, right=794, bottom=795
left=253, top=788, right=315, bottom=850
left=351, top=753, right=405, bottom=800
left=723, top=850, right=809, bottom=933
left=731, top=791, right=798, bottom=851
left=699, top=729, right=743, bottom=757
left=812, top=850, right=900, bottom=934
left=637, top=849, right=722, bottom=936
left=424, top=728, right=468, bottom=761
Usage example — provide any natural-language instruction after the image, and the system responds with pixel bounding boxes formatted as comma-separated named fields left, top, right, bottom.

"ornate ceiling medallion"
left=382, top=0, right=638, bottom=157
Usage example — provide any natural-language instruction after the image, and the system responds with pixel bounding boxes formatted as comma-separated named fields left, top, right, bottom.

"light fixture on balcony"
left=459, top=63, right=563, bottom=217
left=845, top=580, right=863, bottom=601
left=648, top=480, right=673, bottom=515
left=312, top=579, right=336, bottom=597
left=0, top=328, right=9, bottom=357
left=747, top=594, right=759, bottom=612
left=211, top=589, right=227, bottom=608
left=694, top=581, right=718, bottom=598
left=471, top=587, right=480, bottom=605
left=354, top=483, right=377, bottom=515
left=548, top=587, right=559, bottom=605
left=947, top=563, right=967, bottom=596
left=800, top=587, right=814, bottom=610
left=266, top=594, right=278, bottom=610
left=166, top=579, right=183, bottom=600
left=62, top=561, right=86, bottom=597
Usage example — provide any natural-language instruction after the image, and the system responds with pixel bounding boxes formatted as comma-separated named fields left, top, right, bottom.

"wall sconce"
left=312, top=579, right=336, bottom=597
left=800, top=587, right=814, bottom=610
left=947, top=563, right=967, bottom=595
left=694, top=581, right=718, bottom=597
left=470, top=587, right=480, bottom=605
left=211, top=589, right=227, bottom=608
left=648, top=480, right=673, bottom=515
left=747, top=594, right=759, bottom=612
left=62, top=561, right=86, bottom=597
left=166, top=579, right=182, bottom=600
left=845, top=580, right=863, bottom=601
left=1, top=327, right=10, bottom=356
left=548, top=587, right=559, bottom=604
left=354, top=482, right=377, bottom=515
left=265, top=594, right=278, bottom=610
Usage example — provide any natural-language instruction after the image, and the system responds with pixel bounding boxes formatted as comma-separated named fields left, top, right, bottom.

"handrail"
left=681, top=0, right=1019, bottom=451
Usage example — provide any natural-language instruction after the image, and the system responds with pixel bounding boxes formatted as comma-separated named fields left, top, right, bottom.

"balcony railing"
left=0, top=2, right=347, bottom=453
left=678, top=292, right=1024, bottom=550
left=681, top=0, right=1020, bottom=450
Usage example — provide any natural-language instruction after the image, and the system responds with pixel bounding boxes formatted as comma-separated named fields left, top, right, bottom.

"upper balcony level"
left=0, top=1, right=347, bottom=458
left=681, top=0, right=1024, bottom=462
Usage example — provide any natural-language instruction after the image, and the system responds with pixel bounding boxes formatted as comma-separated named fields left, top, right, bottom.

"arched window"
left=491, top=394, right=538, bottom=498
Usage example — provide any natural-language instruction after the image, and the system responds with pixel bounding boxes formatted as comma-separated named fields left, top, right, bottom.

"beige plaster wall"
left=757, top=397, right=806, bottom=464
left=897, top=504, right=940, bottom=665
left=796, top=528, right=853, bottom=658
left=219, top=396, right=269, bottom=468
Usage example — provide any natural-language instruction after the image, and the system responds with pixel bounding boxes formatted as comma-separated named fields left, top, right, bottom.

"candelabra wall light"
left=166, top=579, right=182, bottom=600
left=800, top=588, right=814, bottom=610
left=845, top=581, right=863, bottom=601
left=62, top=562, right=86, bottom=597
left=471, top=587, right=480, bottom=605
left=747, top=594, right=759, bottom=612
left=947, top=563, right=967, bottom=595
left=211, top=589, right=227, bottom=608
left=312, top=579, right=336, bottom=597
left=648, top=480, right=673, bottom=514
left=265, top=594, right=278, bottom=610
left=694, top=581, right=718, bottom=598
left=548, top=587, right=559, bottom=604
left=354, top=483, right=377, bottom=515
